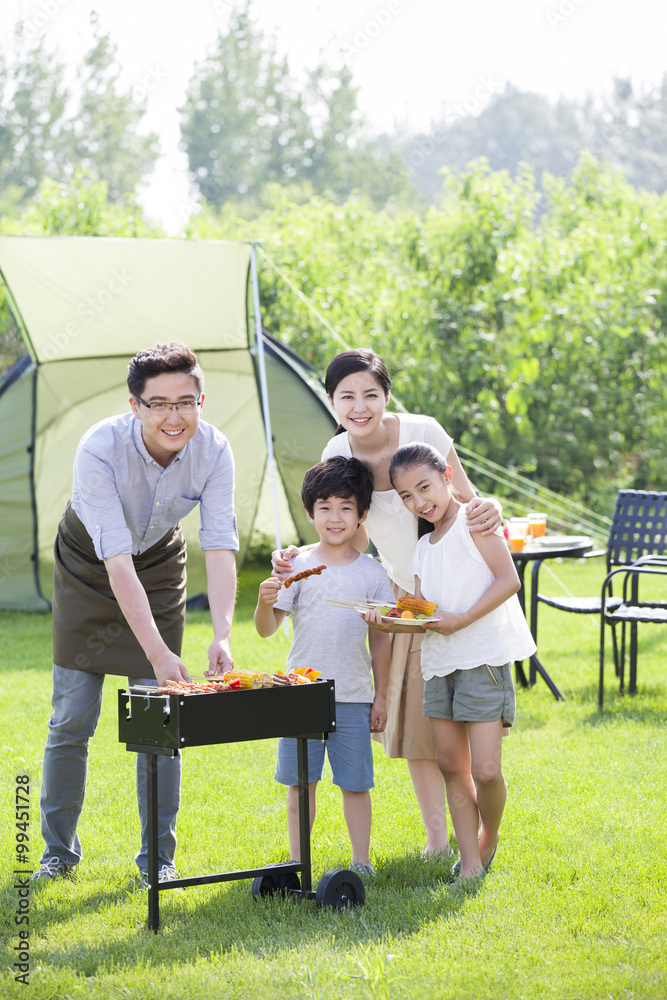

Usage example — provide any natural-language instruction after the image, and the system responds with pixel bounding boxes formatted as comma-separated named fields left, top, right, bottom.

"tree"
left=179, top=4, right=309, bottom=204
left=62, top=18, right=161, bottom=202
left=401, top=87, right=585, bottom=201
left=0, top=18, right=159, bottom=204
left=179, top=1, right=415, bottom=207
left=394, top=77, right=667, bottom=204
left=0, top=41, right=70, bottom=198
left=582, top=76, right=667, bottom=194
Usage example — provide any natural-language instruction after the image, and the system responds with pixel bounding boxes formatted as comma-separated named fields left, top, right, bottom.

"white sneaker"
left=31, top=857, right=73, bottom=882
left=138, top=865, right=182, bottom=890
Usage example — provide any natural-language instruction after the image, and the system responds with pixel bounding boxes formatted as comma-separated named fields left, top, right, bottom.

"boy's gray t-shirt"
left=275, top=551, right=394, bottom=702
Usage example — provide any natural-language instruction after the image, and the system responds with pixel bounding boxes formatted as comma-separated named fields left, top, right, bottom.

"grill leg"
left=296, top=738, right=312, bottom=893
left=146, top=753, right=160, bottom=932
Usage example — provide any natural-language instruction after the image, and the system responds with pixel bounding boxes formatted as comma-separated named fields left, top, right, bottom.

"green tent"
left=0, top=236, right=336, bottom=611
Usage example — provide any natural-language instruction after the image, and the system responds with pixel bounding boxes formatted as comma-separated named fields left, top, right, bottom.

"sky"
left=1, top=0, right=666, bottom=232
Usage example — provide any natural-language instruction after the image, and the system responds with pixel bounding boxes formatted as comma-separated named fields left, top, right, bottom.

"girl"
left=374, top=442, right=535, bottom=877
left=273, top=349, right=503, bottom=857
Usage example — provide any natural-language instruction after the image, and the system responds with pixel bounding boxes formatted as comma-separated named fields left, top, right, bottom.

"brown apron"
left=52, top=503, right=186, bottom=678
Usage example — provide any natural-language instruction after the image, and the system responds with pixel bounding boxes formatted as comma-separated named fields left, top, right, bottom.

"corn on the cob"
left=222, top=669, right=273, bottom=689
left=397, top=596, right=438, bottom=617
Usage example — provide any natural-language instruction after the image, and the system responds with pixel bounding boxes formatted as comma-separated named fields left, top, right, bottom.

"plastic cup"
left=528, top=513, right=547, bottom=539
left=508, top=533, right=525, bottom=553
left=508, top=518, right=528, bottom=552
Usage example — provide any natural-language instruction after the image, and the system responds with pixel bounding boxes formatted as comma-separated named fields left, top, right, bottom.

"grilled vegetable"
left=222, top=670, right=273, bottom=689
left=397, top=596, right=438, bottom=617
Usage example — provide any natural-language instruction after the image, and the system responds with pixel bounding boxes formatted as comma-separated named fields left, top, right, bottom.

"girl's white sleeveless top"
left=409, top=507, right=536, bottom=677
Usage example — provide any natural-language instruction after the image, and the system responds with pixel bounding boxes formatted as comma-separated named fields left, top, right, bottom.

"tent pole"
left=249, top=244, right=282, bottom=554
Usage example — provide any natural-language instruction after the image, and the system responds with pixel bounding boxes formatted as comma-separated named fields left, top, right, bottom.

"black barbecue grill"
left=118, top=680, right=366, bottom=930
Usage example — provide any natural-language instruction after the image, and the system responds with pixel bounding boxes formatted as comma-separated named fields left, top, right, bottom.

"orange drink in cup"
left=528, top=513, right=547, bottom=539
left=508, top=533, right=525, bottom=553
left=508, top=518, right=528, bottom=552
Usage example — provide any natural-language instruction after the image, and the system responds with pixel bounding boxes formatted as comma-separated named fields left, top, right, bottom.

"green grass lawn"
left=1, top=557, right=666, bottom=999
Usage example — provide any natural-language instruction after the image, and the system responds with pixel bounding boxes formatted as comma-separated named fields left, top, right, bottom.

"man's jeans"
left=40, top=665, right=181, bottom=872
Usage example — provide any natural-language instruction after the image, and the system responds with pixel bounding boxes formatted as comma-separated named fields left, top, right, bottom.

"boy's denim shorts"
left=423, top=662, right=516, bottom=728
left=275, top=702, right=374, bottom=792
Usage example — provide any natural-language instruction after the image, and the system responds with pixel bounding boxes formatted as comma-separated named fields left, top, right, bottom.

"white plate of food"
left=352, top=607, right=439, bottom=627
left=380, top=614, right=439, bottom=625
left=532, top=535, right=591, bottom=548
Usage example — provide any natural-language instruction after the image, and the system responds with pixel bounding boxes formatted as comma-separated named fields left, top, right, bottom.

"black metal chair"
left=598, top=555, right=667, bottom=707
left=535, top=490, right=667, bottom=685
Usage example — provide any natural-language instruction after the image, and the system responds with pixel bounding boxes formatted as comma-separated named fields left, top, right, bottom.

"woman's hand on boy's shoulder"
left=258, top=577, right=282, bottom=606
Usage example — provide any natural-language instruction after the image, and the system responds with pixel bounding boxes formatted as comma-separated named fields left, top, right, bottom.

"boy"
left=255, top=456, right=393, bottom=876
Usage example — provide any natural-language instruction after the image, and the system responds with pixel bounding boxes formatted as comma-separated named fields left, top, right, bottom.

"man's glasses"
left=135, top=395, right=202, bottom=414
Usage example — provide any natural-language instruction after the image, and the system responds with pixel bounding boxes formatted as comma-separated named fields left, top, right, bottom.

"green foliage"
left=0, top=39, right=70, bottom=199
left=1, top=168, right=164, bottom=238
left=187, top=155, right=667, bottom=505
left=399, top=75, right=667, bottom=202
left=0, top=19, right=159, bottom=205
left=406, top=87, right=585, bottom=200
left=179, top=1, right=416, bottom=208
left=61, top=20, right=161, bottom=202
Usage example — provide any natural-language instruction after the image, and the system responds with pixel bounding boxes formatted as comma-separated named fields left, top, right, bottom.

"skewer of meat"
left=283, top=564, right=327, bottom=588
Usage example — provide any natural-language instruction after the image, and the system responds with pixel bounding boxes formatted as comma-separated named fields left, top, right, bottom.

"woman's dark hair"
left=324, top=349, right=392, bottom=398
left=127, top=341, right=203, bottom=398
left=301, top=456, right=374, bottom=518
left=389, top=443, right=451, bottom=537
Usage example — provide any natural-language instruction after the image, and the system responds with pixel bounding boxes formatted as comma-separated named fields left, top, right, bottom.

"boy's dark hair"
left=127, top=341, right=203, bottom=398
left=301, top=456, right=374, bottom=518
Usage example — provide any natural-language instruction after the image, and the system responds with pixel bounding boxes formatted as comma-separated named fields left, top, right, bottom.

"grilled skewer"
left=284, top=564, right=327, bottom=588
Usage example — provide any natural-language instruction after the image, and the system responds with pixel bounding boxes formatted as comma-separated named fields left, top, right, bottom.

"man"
left=32, top=341, right=238, bottom=886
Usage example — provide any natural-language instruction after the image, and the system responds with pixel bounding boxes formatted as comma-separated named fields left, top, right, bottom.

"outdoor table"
left=511, top=536, right=594, bottom=701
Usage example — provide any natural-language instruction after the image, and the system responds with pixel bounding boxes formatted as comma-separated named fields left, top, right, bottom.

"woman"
left=274, top=349, right=501, bottom=856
